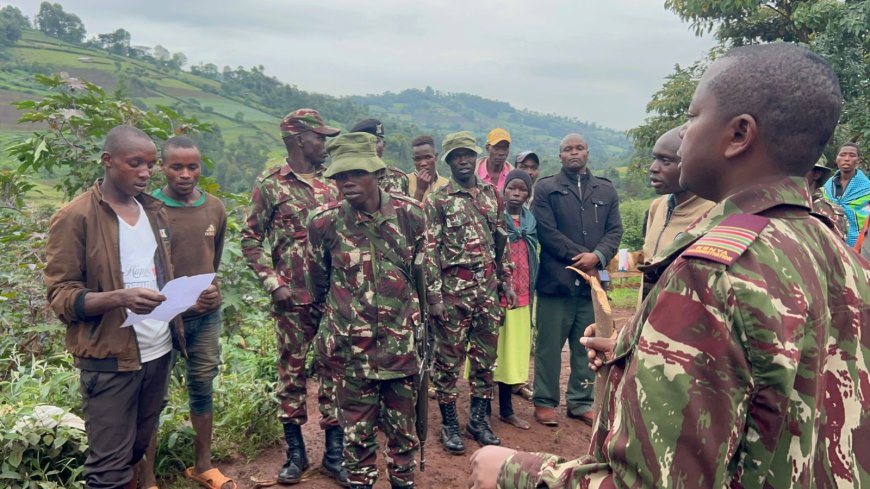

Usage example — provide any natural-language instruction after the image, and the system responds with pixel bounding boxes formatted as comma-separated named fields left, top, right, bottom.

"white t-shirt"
left=118, top=200, right=172, bottom=363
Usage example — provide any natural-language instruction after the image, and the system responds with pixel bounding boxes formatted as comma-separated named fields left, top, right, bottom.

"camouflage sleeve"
left=497, top=207, right=513, bottom=286
left=240, top=179, right=282, bottom=293
left=400, top=172, right=410, bottom=196
left=304, top=215, right=330, bottom=304
left=497, top=451, right=606, bottom=488
left=424, top=198, right=444, bottom=305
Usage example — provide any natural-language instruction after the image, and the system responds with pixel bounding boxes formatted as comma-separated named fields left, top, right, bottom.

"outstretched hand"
left=579, top=323, right=616, bottom=371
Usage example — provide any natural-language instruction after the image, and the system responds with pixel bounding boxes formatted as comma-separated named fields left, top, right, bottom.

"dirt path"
left=212, top=307, right=635, bottom=488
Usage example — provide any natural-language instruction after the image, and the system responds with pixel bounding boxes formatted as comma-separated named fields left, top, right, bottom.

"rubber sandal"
left=184, top=467, right=238, bottom=489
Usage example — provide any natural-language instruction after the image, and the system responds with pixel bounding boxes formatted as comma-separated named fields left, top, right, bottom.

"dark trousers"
left=79, top=353, right=172, bottom=489
left=532, top=293, right=595, bottom=414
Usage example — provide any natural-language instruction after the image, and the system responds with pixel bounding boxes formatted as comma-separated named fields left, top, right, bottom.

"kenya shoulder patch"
left=682, top=214, right=769, bottom=266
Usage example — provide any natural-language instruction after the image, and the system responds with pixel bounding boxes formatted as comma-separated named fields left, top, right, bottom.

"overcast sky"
left=8, top=1, right=715, bottom=131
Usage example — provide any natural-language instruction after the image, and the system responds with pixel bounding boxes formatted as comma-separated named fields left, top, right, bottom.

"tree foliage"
left=0, top=5, right=29, bottom=47
left=35, top=2, right=85, bottom=44
left=631, top=0, right=869, bottom=172
left=91, top=28, right=131, bottom=56
left=6, top=72, right=213, bottom=199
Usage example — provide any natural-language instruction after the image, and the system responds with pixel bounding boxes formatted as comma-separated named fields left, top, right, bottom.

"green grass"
left=609, top=276, right=641, bottom=310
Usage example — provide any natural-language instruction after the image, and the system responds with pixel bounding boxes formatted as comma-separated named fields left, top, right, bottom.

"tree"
left=35, top=2, right=85, bottom=44
left=0, top=5, right=29, bottom=47
left=6, top=72, right=214, bottom=199
left=661, top=0, right=868, bottom=144
left=152, top=44, right=170, bottom=62
left=94, top=28, right=131, bottom=55
left=169, top=51, right=187, bottom=69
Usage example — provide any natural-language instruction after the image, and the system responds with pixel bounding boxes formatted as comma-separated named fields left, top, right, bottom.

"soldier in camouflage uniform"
left=807, top=155, right=847, bottom=240
left=469, top=43, right=870, bottom=489
left=306, top=132, right=429, bottom=489
left=239, top=109, right=347, bottom=485
left=351, top=118, right=410, bottom=195
left=426, top=131, right=517, bottom=455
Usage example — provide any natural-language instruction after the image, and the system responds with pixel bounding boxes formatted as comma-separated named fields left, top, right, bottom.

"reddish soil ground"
left=214, top=307, right=635, bottom=488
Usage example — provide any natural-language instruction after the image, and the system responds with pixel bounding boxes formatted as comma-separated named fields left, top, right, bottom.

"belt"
left=444, top=263, right=495, bottom=281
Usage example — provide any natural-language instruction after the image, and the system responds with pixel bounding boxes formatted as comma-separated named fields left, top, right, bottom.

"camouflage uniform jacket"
left=812, top=188, right=847, bottom=241
left=498, top=176, right=870, bottom=488
left=306, top=190, right=430, bottom=380
left=380, top=165, right=410, bottom=196
left=241, top=163, right=338, bottom=302
left=424, top=177, right=512, bottom=305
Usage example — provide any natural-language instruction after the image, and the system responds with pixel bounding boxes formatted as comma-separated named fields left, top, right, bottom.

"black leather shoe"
left=466, top=397, right=500, bottom=446
left=348, top=485, right=372, bottom=489
left=278, top=423, right=309, bottom=484
left=321, top=425, right=349, bottom=486
left=438, top=402, right=466, bottom=455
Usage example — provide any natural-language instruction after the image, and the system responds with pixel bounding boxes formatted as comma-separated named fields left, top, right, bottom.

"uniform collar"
left=353, top=189, right=396, bottom=225
left=279, top=161, right=324, bottom=179
left=645, top=176, right=810, bottom=267
left=446, top=175, right=484, bottom=195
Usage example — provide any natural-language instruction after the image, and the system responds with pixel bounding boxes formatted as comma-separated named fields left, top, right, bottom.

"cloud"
left=8, top=0, right=715, bottom=130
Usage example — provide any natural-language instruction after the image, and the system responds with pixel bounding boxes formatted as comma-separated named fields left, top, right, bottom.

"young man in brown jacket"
left=44, top=125, right=187, bottom=489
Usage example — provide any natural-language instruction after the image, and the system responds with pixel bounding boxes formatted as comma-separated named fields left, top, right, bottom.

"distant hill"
left=353, top=88, right=631, bottom=170
left=0, top=30, right=631, bottom=192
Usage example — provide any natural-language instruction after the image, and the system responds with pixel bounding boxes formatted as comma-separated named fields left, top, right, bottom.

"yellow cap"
left=486, top=128, right=511, bottom=146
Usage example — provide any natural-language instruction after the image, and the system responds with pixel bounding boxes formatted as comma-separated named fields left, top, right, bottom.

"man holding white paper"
left=44, top=126, right=186, bottom=489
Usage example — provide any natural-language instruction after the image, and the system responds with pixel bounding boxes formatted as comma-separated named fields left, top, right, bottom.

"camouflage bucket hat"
left=280, top=108, right=341, bottom=137
left=324, top=132, right=387, bottom=178
left=441, top=131, right=482, bottom=162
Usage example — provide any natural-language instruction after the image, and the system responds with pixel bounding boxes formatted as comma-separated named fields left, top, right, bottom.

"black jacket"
left=532, top=168, right=623, bottom=297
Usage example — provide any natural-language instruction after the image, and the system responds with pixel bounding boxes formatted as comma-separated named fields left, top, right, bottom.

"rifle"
left=412, top=252, right=429, bottom=471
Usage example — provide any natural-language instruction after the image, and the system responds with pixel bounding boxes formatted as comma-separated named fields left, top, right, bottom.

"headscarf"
left=503, top=170, right=538, bottom=292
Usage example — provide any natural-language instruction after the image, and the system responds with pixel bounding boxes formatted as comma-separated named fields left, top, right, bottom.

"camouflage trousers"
left=336, top=375, right=419, bottom=487
left=432, top=275, right=503, bottom=403
left=274, top=304, right=338, bottom=428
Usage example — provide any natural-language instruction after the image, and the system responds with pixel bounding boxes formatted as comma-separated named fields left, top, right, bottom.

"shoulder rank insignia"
left=682, top=214, right=769, bottom=266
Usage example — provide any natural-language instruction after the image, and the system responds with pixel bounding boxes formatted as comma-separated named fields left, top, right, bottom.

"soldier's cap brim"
left=441, top=144, right=482, bottom=162
left=323, top=156, right=386, bottom=178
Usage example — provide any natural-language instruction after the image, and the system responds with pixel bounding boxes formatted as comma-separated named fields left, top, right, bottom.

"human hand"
left=120, top=288, right=166, bottom=315
left=570, top=252, right=600, bottom=272
left=191, top=284, right=220, bottom=313
left=468, top=446, right=517, bottom=489
left=580, top=323, right=616, bottom=371
left=417, top=168, right=434, bottom=187
left=271, top=286, right=293, bottom=310
left=503, top=286, right=518, bottom=309
left=429, top=303, right=448, bottom=323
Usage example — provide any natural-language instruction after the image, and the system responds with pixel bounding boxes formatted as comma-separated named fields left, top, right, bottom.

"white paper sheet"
left=121, top=273, right=216, bottom=327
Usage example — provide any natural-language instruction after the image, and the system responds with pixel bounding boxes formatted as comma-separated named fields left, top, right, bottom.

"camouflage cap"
left=280, top=108, right=341, bottom=137
left=350, top=118, right=385, bottom=138
left=813, top=154, right=830, bottom=171
left=441, top=131, right=482, bottom=162
left=323, top=132, right=387, bottom=178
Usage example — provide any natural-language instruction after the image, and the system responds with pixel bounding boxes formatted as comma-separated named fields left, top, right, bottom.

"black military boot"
left=321, top=425, right=349, bottom=486
left=348, top=485, right=372, bottom=489
left=438, top=402, right=466, bottom=455
left=278, top=423, right=309, bottom=484
left=467, top=397, right=501, bottom=446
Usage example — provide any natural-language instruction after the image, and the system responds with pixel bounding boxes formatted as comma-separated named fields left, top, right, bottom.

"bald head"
left=103, top=125, right=153, bottom=155
left=560, top=133, right=586, bottom=151
left=559, top=133, right=589, bottom=173
left=656, top=127, right=682, bottom=158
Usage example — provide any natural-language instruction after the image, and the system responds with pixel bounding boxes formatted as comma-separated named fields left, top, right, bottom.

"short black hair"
left=839, top=142, right=861, bottom=158
left=103, top=125, right=152, bottom=154
left=708, top=43, right=843, bottom=174
left=411, top=135, right=435, bottom=148
left=162, top=135, right=199, bottom=157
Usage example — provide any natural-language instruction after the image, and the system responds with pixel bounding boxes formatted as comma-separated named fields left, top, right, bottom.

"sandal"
left=184, top=467, right=238, bottom=489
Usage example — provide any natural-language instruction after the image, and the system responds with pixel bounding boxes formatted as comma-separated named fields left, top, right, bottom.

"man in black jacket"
left=530, top=133, right=623, bottom=427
